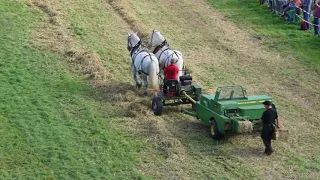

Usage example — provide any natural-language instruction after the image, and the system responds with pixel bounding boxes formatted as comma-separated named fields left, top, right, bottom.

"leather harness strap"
left=138, top=54, right=151, bottom=75
left=164, top=50, right=182, bottom=67
left=152, top=40, right=182, bottom=67
left=131, top=49, right=152, bottom=75
left=153, top=40, right=167, bottom=54
left=130, top=40, right=142, bottom=57
left=158, top=47, right=171, bottom=61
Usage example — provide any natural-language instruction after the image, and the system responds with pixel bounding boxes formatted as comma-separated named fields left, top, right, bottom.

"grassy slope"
left=206, top=1, right=320, bottom=177
left=209, top=0, right=320, bottom=73
left=60, top=1, right=250, bottom=179
left=1, top=0, right=320, bottom=179
left=115, top=0, right=320, bottom=179
left=0, top=1, right=146, bottom=179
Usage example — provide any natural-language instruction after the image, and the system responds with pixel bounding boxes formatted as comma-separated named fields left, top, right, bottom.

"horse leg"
left=133, top=70, right=142, bottom=89
left=142, top=74, right=148, bottom=96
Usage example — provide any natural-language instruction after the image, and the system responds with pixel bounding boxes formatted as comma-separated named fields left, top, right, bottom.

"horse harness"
left=131, top=48, right=153, bottom=76
left=153, top=41, right=181, bottom=66
left=129, top=40, right=142, bottom=57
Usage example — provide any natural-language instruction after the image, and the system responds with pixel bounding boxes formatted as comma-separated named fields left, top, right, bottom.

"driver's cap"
left=262, top=101, right=271, bottom=106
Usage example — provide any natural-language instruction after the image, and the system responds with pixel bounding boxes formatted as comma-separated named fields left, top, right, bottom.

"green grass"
left=208, top=0, right=320, bottom=73
left=208, top=0, right=320, bottom=176
left=0, top=1, right=146, bottom=179
left=2, top=0, right=320, bottom=179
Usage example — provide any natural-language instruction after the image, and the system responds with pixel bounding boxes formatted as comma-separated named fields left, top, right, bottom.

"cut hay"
left=65, top=49, right=109, bottom=82
left=22, top=0, right=109, bottom=85
left=238, top=120, right=253, bottom=133
left=275, top=129, right=290, bottom=142
left=107, top=0, right=151, bottom=46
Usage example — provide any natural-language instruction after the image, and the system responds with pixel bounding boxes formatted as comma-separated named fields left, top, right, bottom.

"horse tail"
left=173, top=51, right=184, bottom=79
left=149, top=55, right=160, bottom=91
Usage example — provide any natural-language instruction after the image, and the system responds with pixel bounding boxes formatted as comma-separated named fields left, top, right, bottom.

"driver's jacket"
left=164, top=64, right=179, bottom=80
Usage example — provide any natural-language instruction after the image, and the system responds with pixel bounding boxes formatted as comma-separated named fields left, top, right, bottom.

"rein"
left=159, top=47, right=170, bottom=61
left=131, top=48, right=153, bottom=76
left=161, top=50, right=182, bottom=67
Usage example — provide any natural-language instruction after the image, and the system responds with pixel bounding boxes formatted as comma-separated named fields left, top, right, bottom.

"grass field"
left=0, top=1, right=146, bottom=179
left=1, top=0, right=320, bottom=179
left=209, top=0, right=320, bottom=73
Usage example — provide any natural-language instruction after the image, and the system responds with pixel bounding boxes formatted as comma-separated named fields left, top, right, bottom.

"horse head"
left=127, top=32, right=142, bottom=52
left=150, top=30, right=167, bottom=50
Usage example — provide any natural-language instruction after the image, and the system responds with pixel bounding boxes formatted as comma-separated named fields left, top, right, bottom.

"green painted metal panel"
left=192, top=85, right=202, bottom=95
left=193, top=86, right=275, bottom=135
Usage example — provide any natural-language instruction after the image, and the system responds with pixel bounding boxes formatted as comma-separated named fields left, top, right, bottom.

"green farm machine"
left=152, top=75, right=274, bottom=139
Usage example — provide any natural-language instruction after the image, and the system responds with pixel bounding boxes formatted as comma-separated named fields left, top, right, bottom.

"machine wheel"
left=152, top=96, right=163, bottom=116
left=210, top=119, right=223, bottom=140
left=192, top=95, right=200, bottom=111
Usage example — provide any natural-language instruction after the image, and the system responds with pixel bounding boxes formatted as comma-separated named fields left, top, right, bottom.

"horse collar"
left=153, top=40, right=167, bottom=54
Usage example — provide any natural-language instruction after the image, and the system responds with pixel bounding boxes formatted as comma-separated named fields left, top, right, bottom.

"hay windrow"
left=107, top=0, right=151, bottom=46
left=22, top=0, right=109, bottom=85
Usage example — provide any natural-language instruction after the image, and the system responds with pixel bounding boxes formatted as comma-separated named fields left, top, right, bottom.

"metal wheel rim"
left=210, top=124, right=215, bottom=135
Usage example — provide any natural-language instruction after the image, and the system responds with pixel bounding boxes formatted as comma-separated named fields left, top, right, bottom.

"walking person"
left=302, top=0, right=313, bottom=29
left=283, top=0, right=296, bottom=20
left=253, top=101, right=280, bottom=156
left=314, top=1, right=320, bottom=36
left=268, top=0, right=273, bottom=9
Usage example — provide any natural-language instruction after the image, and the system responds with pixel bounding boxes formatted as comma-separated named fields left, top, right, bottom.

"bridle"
left=128, top=36, right=142, bottom=57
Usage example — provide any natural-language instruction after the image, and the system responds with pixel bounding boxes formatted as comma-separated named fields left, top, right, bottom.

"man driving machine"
left=163, top=58, right=179, bottom=94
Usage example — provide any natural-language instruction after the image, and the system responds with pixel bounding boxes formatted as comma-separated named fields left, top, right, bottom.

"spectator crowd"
left=260, top=0, right=320, bottom=37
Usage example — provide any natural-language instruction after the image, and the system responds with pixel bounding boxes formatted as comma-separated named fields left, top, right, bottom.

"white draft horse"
left=127, top=33, right=159, bottom=95
left=150, top=30, right=184, bottom=79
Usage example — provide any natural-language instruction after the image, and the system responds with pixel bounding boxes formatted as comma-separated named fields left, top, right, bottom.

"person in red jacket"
left=163, top=58, right=179, bottom=94
left=164, top=59, right=179, bottom=80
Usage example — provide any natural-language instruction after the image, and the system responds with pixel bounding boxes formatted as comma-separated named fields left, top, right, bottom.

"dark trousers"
left=268, top=0, right=273, bottom=7
left=314, top=17, right=320, bottom=36
left=303, top=3, right=312, bottom=30
left=261, top=124, right=274, bottom=153
left=163, top=80, right=168, bottom=94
